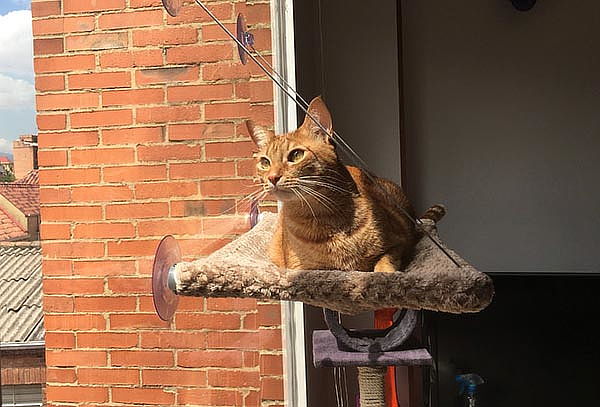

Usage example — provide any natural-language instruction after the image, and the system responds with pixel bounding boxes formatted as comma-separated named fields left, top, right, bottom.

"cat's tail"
left=420, top=204, right=446, bottom=223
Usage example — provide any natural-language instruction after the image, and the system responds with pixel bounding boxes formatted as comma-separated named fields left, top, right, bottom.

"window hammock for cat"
left=153, top=1, right=495, bottom=406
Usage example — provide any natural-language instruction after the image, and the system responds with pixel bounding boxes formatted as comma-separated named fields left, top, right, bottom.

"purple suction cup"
left=236, top=13, right=254, bottom=65
left=162, top=0, right=183, bottom=17
left=152, top=235, right=181, bottom=321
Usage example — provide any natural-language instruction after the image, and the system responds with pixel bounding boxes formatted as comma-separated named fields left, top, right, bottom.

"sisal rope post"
left=357, top=366, right=387, bottom=407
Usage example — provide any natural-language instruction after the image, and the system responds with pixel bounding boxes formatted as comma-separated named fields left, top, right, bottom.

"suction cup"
left=162, top=0, right=183, bottom=17
left=236, top=13, right=254, bottom=65
left=152, top=235, right=181, bottom=321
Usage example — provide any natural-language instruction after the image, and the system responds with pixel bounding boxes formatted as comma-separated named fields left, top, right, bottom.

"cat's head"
left=246, top=96, right=339, bottom=201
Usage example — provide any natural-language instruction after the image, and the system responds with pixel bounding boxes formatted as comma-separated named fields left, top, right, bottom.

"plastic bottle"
left=455, top=373, right=484, bottom=407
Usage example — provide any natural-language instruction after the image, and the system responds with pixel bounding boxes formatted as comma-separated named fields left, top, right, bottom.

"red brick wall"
left=32, top=0, right=284, bottom=405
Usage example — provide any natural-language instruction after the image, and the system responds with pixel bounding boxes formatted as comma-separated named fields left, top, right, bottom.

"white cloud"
left=0, top=137, right=12, bottom=154
left=0, top=10, right=34, bottom=79
left=0, top=73, right=34, bottom=109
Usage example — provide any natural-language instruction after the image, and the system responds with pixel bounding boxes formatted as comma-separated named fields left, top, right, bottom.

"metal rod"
left=194, top=0, right=461, bottom=268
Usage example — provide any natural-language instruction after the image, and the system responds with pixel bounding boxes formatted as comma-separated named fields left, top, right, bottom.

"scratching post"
left=357, top=367, right=387, bottom=407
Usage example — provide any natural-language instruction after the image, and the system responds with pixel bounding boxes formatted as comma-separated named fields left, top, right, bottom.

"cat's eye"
left=258, top=157, right=271, bottom=170
left=288, top=149, right=305, bottom=163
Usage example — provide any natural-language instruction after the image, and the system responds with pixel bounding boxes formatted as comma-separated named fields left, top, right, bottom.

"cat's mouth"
left=268, top=185, right=295, bottom=200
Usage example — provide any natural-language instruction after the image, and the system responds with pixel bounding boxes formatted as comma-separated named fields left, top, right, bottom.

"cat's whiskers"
left=290, top=187, right=317, bottom=221
left=297, top=178, right=354, bottom=195
left=215, top=187, right=268, bottom=216
left=295, top=184, right=340, bottom=215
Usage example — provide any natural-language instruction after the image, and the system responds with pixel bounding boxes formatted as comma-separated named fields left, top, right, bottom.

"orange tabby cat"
left=247, top=96, right=443, bottom=272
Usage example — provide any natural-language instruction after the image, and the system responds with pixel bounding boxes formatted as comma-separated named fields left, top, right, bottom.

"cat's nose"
left=268, top=175, right=281, bottom=186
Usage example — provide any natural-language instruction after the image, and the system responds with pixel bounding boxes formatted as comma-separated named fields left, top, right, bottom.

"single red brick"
left=137, top=218, right=201, bottom=237
left=105, top=202, right=168, bottom=219
left=43, top=296, right=74, bottom=313
left=40, top=168, right=100, bottom=185
left=103, top=126, right=164, bottom=144
left=170, top=199, right=235, bottom=217
left=70, top=186, right=133, bottom=203
left=175, top=313, right=241, bottom=330
left=74, top=296, right=136, bottom=312
left=208, top=370, right=260, bottom=388
left=40, top=205, right=103, bottom=221
left=136, top=105, right=200, bottom=124
left=243, top=350, right=260, bottom=368
left=112, top=388, right=175, bottom=405
left=71, top=109, right=133, bottom=128
left=170, top=162, right=235, bottom=179
left=142, top=369, right=207, bottom=386
left=43, top=259, right=72, bottom=276
left=205, top=141, right=255, bottom=159
left=46, top=385, right=108, bottom=403
left=35, top=75, right=65, bottom=92
left=107, top=239, right=160, bottom=257
left=46, top=368, right=76, bottom=383
left=168, top=123, right=234, bottom=141
left=202, top=62, right=251, bottom=81
left=166, top=44, right=233, bottom=64
left=135, top=181, right=197, bottom=199
left=45, top=332, right=76, bottom=349
left=200, top=179, right=259, bottom=197
left=136, top=66, right=199, bottom=86
left=167, top=83, right=233, bottom=103
left=237, top=158, right=257, bottom=176
left=71, top=147, right=135, bottom=165
left=100, top=49, right=163, bottom=69
left=178, top=389, right=241, bottom=406
left=261, top=377, right=284, bottom=401
left=130, top=0, right=162, bottom=7
left=43, top=241, right=104, bottom=258
left=44, top=315, right=106, bottom=331
left=246, top=3, right=271, bottom=24
left=98, top=9, right=163, bottom=29
left=73, top=260, right=136, bottom=277
left=166, top=2, right=232, bottom=24
left=40, top=223, right=71, bottom=240
left=73, top=222, right=135, bottom=238
left=103, top=164, right=167, bottom=182
left=110, top=313, right=169, bottom=329
left=257, top=303, right=282, bottom=326
left=77, top=332, right=138, bottom=348
left=250, top=103, right=275, bottom=124
left=137, top=144, right=201, bottom=161
left=63, top=0, right=125, bottom=13
left=102, top=88, right=164, bottom=106
left=38, top=130, right=98, bottom=148
left=140, top=331, right=207, bottom=349
left=200, top=23, right=236, bottom=42
left=259, top=329, right=283, bottom=350
left=31, top=1, right=61, bottom=18
left=37, top=114, right=66, bottom=131
left=78, top=368, right=139, bottom=385
left=44, top=278, right=104, bottom=295
left=34, top=54, right=95, bottom=74
left=206, top=298, right=257, bottom=312
left=133, top=27, right=198, bottom=47
left=38, top=150, right=68, bottom=167
left=205, top=102, right=251, bottom=120
left=260, top=354, right=284, bottom=376
left=107, top=277, right=151, bottom=294
left=111, top=350, right=173, bottom=367
left=177, top=350, right=243, bottom=368
left=69, top=71, right=131, bottom=90
left=206, top=331, right=260, bottom=350
left=34, top=38, right=64, bottom=55
left=33, top=16, right=95, bottom=35
left=66, top=32, right=128, bottom=51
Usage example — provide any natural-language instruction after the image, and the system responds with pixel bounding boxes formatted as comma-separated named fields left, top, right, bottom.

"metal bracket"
left=236, top=14, right=254, bottom=65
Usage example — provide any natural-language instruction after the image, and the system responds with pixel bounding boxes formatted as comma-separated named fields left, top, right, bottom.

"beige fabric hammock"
left=171, top=212, right=494, bottom=315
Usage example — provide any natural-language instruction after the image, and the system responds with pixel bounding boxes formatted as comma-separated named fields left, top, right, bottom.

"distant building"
left=0, top=156, right=13, bottom=177
left=12, top=135, right=38, bottom=181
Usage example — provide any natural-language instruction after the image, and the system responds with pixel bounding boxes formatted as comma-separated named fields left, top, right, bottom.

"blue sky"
left=0, top=0, right=36, bottom=156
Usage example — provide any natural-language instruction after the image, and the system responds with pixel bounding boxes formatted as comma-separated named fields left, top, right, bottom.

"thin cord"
left=194, top=0, right=461, bottom=268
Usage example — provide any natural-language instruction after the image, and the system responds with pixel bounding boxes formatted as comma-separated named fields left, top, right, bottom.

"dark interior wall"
left=401, top=0, right=600, bottom=272
left=430, top=274, right=600, bottom=407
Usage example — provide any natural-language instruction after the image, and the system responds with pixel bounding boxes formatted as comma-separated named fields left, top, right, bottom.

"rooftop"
left=0, top=243, right=43, bottom=343
left=0, top=180, right=40, bottom=217
left=0, top=210, right=28, bottom=241
left=15, top=170, right=39, bottom=185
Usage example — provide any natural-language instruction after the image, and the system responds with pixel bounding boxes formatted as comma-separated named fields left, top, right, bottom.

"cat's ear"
left=301, top=96, right=333, bottom=143
left=246, top=120, right=273, bottom=149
